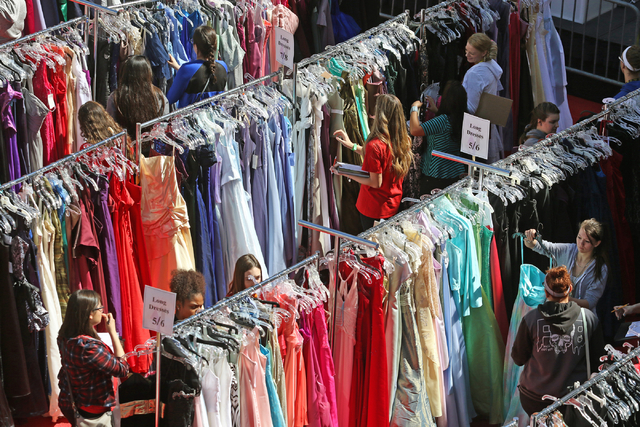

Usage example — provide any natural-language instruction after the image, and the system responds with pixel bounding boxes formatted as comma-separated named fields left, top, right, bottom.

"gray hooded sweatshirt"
left=512, top=301, right=603, bottom=402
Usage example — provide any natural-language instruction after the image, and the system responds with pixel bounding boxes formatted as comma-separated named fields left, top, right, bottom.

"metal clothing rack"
left=0, top=16, right=88, bottom=52
left=298, top=220, right=379, bottom=346
left=503, top=417, right=519, bottom=427
left=134, top=69, right=283, bottom=162
left=0, top=131, right=127, bottom=191
left=431, top=150, right=519, bottom=189
left=173, top=252, right=321, bottom=331
left=291, top=11, right=410, bottom=255
left=530, top=345, right=640, bottom=424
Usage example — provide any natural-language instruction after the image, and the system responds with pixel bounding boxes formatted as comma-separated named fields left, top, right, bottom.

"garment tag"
left=8, top=262, right=12, bottom=274
left=252, top=154, right=258, bottom=170
left=3, top=234, right=10, bottom=245
left=47, top=93, right=55, bottom=109
left=321, top=71, right=333, bottom=80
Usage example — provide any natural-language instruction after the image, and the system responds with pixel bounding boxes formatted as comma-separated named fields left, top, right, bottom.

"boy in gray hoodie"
left=512, top=266, right=604, bottom=416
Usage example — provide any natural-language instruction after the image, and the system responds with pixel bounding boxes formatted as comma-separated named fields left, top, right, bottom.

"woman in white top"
left=462, top=33, right=503, bottom=163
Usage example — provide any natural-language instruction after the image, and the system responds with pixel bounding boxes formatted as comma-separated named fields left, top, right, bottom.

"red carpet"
left=567, top=94, right=603, bottom=124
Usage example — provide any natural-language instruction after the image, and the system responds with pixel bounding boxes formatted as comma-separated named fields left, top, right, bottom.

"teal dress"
left=260, top=345, right=286, bottom=427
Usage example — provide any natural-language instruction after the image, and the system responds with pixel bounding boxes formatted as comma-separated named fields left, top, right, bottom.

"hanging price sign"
left=275, top=26, right=294, bottom=69
left=460, top=112, right=490, bottom=160
left=142, top=286, right=176, bottom=335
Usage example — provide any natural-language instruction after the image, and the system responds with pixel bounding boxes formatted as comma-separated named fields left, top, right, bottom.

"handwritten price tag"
left=275, top=26, right=294, bottom=69
left=460, top=113, right=490, bottom=160
left=142, top=286, right=176, bottom=335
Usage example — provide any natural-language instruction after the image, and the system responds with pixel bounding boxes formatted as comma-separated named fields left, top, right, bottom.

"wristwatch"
left=410, top=106, right=420, bottom=114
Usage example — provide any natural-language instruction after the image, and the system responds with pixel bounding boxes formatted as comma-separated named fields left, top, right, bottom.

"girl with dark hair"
left=512, top=266, right=604, bottom=416
left=170, top=269, right=206, bottom=321
left=227, top=254, right=262, bottom=297
left=519, top=102, right=560, bottom=146
left=58, top=290, right=128, bottom=427
left=106, top=55, right=169, bottom=137
left=410, top=80, right=468, bottom=195
left=333, top=94, right=413, bottom=230
left=78, top=101, right=125, bottom=146
left=167, top=25, right=228, bottom=108
left=524, top=218, right=610, bottom=311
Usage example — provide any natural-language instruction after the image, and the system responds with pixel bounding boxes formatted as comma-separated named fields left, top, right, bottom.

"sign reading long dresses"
left=275, top=26, right=294, bottom=69
left=460, top=112, right=491, bottom=160
left=142, top=286, right=177, bottom=336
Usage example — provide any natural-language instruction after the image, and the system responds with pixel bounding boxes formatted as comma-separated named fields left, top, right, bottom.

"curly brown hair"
left=78, top=101, right=124, bottom=145
left=169, top=269, right=206, bottom=303
left=545, top=266, right=572, bottom=296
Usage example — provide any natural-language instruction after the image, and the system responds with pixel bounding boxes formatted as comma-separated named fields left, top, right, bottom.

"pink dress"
left=239, top=328, right=273, bottom=427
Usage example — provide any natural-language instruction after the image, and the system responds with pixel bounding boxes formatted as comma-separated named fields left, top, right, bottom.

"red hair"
left=545, top=266, right=572, bottom=296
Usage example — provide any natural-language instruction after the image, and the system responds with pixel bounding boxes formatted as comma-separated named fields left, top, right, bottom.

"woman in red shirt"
left=333, top=94, right=413, bottom=230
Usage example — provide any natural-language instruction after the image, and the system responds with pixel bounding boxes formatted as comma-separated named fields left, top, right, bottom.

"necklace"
left=627, top=78, right=640, bottom=83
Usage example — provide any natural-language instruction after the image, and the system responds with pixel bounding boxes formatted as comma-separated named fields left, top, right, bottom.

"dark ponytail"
left=193, top=25, right=218, bottom=84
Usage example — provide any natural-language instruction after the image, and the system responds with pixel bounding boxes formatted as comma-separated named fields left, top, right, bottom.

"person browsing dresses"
left=58, top=290, right=129, bottom=427
left=512, top=266, right=604, bottom=416
left=462, top=33, right=503, bottom=163
left=614, top=46, right=640, bottom=99
left=332, top=94, right=413, bottom=230
left=409, top=80, right=468, bottom=195
left=167, top=25, right=228, bottom=108
left=524, top=219, right=609, bottom=311
left=519, top=102, right=560, bottom=147
left=170, top=269, right=206, bottom=322
left=227, top=254, right=263, bottom=297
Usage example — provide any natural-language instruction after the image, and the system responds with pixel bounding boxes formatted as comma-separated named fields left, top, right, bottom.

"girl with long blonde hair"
left=333, top=94, right=413, bottom=230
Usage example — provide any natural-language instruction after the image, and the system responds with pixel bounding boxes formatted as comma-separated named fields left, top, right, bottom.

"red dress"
left=32, top=62, right=56, bottom=166
left=110, top=176, right=150, bottom=373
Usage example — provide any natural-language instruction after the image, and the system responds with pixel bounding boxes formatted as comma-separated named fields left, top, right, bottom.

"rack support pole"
left=154, top=333, right=162, bottom=427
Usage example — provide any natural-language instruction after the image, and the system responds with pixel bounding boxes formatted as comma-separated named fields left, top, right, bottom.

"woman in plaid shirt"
left=58, top=290, right=129, bottom=426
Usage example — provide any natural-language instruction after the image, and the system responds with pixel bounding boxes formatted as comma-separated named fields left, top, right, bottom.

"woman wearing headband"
left=511, top=266, right=604, bottom=416
left=524, top=219, right=609, bottom=312
left=615, top=46, right=640, bottom=99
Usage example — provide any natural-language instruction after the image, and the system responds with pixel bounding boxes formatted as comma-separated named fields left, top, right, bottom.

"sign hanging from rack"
left=460, top=112, right=490, bottom=160
left=142, top=286, right=176, bottom=335
left=275, top=26, right=294, bottom=69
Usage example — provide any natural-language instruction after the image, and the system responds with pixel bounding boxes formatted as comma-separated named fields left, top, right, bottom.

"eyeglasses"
left=92, top=306, right=104, bottom=312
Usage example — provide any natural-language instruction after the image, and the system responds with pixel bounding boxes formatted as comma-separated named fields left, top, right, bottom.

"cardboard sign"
left=275, top=27, right=294, bottom=69
left=142, top=286, right=176, bottom=335
left=475, top=92, right=513, bottom=128
left=460, top=112, right=491, bottom=160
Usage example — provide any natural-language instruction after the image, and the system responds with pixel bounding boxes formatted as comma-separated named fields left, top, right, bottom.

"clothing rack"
left=530, top=346, right=640, bottom=424
left=494, top=86, right=640, bottom=169
left=298, top=220, right=379, bottom=346
left=504, top=417, right=519, bottom=427
left=431, top=150, right=519, bottom=188
left=134, top=69, right=283, bottom=162
left=112, top=0, right=161, bottom=9
left=0, top=131, right=127, bottom=192
left=173, top=252, right=321, bottom=331
left=0, top=16, right=88, bottom=51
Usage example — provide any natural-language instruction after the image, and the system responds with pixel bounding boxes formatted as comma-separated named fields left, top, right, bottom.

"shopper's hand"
left=334, top=129, right=354, bottom=151
left=167, top=55, right=180, bottom=70
left=614, top=305, right=634, bottom=320
left=425, top=95, right=438, bottom=113
left=412, top=100, right=423, bottom=109
left=524, top=229, right=538, bottom=248
left=103, top=312, right=117, bottom=336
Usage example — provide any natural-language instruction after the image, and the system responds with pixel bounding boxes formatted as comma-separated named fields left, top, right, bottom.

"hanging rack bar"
left=0, top=16, right=88, bottom=51
left=112, top=0, right=160, bottom=9
left=298, top=220, right=379, bottom=249
left=296, top=11, right=409, bottom=69
left=495, top=86, right=640, bottom=169
left=173, top=252, right=321, bottom=331
left=503, top=417, right=519, bottom=427
left=68, top=0, right=118, bottom=15
left=531, top=345, right=640, bottom=423
left=0, top=131, right=127, bottom=192
left=432, top=150, right=514, bottom=178
left=137, top=70, right=281, bottom=132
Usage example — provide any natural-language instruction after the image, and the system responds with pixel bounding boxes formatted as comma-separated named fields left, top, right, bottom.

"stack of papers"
left=335, top=162, right=370, bottom=178
left=626, top=321, right=640, bottom=337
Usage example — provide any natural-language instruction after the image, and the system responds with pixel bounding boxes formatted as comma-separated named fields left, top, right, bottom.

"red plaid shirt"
left=58, top=336, right=129, bottom=412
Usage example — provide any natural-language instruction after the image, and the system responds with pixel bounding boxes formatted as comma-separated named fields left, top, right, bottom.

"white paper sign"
left=275, top=26, right=294, bottom=69
left=460, top=112, right=491, bottom=160
left=142, top=286, right=176, bottom=335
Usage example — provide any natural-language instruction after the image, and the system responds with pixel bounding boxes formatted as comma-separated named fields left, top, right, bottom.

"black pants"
left=360, top=213, right=379, bottom=231
left=420, top=175, right=459, bottom=197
